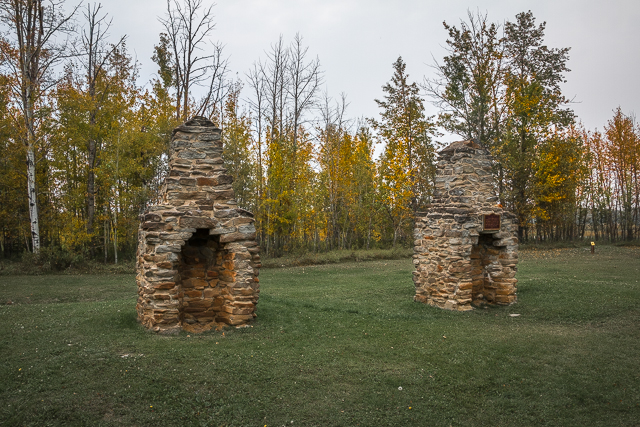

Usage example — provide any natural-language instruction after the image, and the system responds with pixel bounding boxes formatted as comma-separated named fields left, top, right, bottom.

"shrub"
left=18, top=247, right=85, bottom=273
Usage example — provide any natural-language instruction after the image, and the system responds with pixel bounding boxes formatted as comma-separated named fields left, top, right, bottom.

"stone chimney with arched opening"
left=413, top=140, right=518, bottom=311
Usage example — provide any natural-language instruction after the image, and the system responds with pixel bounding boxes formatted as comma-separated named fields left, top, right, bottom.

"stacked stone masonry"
left=413, top=140, right=518, bottom=311
left=136, top=116, right=260, bottom=333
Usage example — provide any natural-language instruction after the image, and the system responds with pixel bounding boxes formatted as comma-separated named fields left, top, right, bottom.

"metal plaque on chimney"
left=482, top=214, right=501, bottom=233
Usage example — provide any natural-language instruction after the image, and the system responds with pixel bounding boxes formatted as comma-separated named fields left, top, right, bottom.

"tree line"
left=0, top=1, right=638, bottom=263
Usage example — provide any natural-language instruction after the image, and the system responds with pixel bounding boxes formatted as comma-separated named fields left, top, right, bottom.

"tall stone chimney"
left=136, top=117, right=260, bottom=333
left=413, top=140, right=518, bottom=311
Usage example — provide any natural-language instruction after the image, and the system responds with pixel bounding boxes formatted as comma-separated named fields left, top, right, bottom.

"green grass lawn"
left=1, top=246, right=639, bottom=426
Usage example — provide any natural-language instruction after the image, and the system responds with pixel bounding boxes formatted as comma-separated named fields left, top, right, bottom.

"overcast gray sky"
left=100, top=0, right=639, bottom=143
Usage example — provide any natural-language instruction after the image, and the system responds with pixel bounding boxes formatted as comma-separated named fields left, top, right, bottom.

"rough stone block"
left=179, top=216, right=217, bottom=229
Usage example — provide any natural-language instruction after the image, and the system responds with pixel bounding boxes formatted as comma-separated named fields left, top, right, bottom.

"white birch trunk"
left=26, top=146, right=40, bottom=253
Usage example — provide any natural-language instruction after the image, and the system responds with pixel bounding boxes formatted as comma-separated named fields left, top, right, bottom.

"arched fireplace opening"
left=180, top=229, right=225, bottom=328
left=470, top=233, right=502, bottom=305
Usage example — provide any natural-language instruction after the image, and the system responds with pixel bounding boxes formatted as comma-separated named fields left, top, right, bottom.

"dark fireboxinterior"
left=470, top=233, right=500, bottom=304
left=179, top=229, right=227, bottom=325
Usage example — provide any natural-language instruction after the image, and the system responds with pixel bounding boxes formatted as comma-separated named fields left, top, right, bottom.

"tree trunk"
left=26, top=143, right=40, bottom=253
left=87, top=136, right=97, bottom=255
left=103, top=216, right=108, bottom=263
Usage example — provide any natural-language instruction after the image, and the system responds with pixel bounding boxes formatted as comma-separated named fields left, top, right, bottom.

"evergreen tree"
left=371, top=56, right=436, bottom=245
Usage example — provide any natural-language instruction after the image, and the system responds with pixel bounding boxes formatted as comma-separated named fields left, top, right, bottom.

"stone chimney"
left=136, top=116, right=260, bottom=333
left=413, top=140, right=518, bottom=311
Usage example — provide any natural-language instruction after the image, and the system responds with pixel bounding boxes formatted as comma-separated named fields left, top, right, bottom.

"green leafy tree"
left=0, top=0, right=78, bottom=253
left=371, top=56, right=436, bottom=245
left=501, top=11, right=574, bottom=240
left=52, top=34, right=168, bottom=261
left=532, top=126, right=587, bottom=240
left=428, top=10, right=575, bottom=242
left=425, top=10, right=505, bottom=148
left=221, top=81, right=256, bottom=212
left=0, top=67, right=25, bottom=257
left=603, top=108, right=640, bottom=241
left=317, top=94, right=377, bottom=250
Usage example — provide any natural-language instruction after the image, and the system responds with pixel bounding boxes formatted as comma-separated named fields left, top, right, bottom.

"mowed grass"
left=0, top=246, right=639, bottom=426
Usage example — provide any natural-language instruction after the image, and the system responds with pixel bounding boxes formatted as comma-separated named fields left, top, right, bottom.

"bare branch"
left=158, top=0, right=219, bottom=121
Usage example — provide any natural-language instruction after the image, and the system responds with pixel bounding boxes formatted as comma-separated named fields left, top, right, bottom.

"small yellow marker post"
left=591, top=241, right=595, bottom=254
